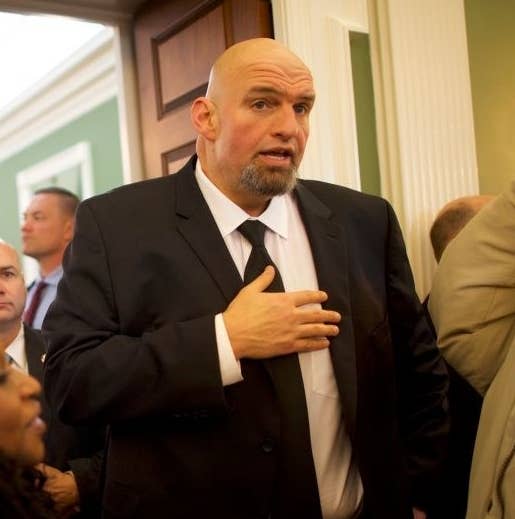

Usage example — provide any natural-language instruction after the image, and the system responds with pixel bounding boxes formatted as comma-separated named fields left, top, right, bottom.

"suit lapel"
left=172, top=162, right=358, bottom=433
left=24, top=325, right=46, bottom=385
left=174, top=159, right=243, bottom=304
left=295, top=183, right=358, bottom=438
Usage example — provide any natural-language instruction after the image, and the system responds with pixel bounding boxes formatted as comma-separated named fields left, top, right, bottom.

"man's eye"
left=253, top=100, right=268, bottom=110
left=294, top=104, right=309, bottom=114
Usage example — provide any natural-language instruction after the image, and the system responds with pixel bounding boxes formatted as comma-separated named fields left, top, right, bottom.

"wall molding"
left=0, top=28, right=116, bottom=162
left=0, top=0, right=137, bottom=24
left=15, top=141, right=93, bottom=281
left=368, top=0, right=479, bottom=295
left=271, top=0, right=368, bottom=190
left=113, top=24, right=145, bottom=184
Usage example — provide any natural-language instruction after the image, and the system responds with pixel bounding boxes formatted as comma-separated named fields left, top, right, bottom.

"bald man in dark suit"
left=44, top=39, right=449, bottom=519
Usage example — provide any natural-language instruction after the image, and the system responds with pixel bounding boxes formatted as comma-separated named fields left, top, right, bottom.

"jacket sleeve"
left=384, top=201, right=450, bottom=510
left=43, top=200, right=228, bottom=426
left=68, top=450, right=104, bottom=515
left=429, top=182, right=515, bottom=395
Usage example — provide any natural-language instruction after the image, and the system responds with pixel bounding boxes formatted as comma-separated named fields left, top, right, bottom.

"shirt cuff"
left=215, top=313, right=243, bottom=386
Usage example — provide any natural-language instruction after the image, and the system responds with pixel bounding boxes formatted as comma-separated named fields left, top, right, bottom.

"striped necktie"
left=23, top=280, right=48, bottom=327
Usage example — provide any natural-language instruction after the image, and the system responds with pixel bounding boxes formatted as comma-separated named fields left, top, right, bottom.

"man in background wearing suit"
left=0, top=240, right=103, bottom=517
left=22, top=187, right=79, bottom=330
left=427, top=194, right=493, bottom=519
left=430, top=183, right=515, bottom=519
left=44, top=38, right=449, bottom=519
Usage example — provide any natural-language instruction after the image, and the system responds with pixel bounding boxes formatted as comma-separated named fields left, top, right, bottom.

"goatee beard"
left=239, top=163, right=297, bottom=198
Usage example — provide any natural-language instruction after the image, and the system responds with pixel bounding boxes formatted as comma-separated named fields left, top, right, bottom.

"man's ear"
left=63, top=218, right=75, bottom=243
left=191, top=97, right=217, bottom=140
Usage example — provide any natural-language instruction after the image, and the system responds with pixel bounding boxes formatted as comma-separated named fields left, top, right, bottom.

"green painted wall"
left=350, top=32, right=382, bottom=197
left=0, top=98, right=123, bottom=250
left=465, top=0, right=515, bottom=194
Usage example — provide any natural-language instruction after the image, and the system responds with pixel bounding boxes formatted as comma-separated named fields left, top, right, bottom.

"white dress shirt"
left=5, top=325, right=28, bottom=373
left=195, top=163, right=363, bottom=519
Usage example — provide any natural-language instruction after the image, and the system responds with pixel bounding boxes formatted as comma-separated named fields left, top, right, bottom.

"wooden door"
left=134, top=0, right=273, bottom=177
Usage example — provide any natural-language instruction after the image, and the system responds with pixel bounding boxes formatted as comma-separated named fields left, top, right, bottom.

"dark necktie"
left=23, top=281, right=48, bottom=327
left=238, top=220, right=322, bottom=518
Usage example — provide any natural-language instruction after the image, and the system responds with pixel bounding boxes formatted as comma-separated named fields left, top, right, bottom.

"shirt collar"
left=5, top=324, right=27, bottom=372
left=36, top=265, right=63, bottom=286
left=195, top=161, right=288, bottom=239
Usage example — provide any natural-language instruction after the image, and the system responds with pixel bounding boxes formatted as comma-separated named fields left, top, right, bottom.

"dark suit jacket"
left=43, top=156, right=449, bottom=519
left=25, top=325, right=45, bottom=383
left=25, top=325, right=105, bottom=517
left=421, top=300, right=482, bottom=519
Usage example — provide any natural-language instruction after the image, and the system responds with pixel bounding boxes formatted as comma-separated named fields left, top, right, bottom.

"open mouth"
left=259, top=148, right=294, bottom=164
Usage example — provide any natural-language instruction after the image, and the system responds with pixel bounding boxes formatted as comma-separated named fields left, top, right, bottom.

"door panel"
left=134, top=0, right=273, bottom=177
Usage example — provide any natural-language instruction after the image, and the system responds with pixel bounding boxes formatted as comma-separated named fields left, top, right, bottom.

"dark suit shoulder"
left=299, top=178, right=383, bottom=203
left=84, top=171, right=176, bottom=212
left=81, top=156, right=195, bottom=216
left=298, top=179, right=391, bottom=224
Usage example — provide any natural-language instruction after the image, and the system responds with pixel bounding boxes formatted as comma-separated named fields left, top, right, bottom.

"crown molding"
left=0, top=0, right=138, bottom=24
left=0, top=28, right=117, bottom=163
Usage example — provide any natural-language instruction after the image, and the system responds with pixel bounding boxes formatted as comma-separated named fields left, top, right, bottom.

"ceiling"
left=0, top=0, right=148, bottom=24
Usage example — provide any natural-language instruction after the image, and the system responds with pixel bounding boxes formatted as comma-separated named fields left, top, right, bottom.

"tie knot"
left=31, top=280, right=48, bottom=295
left=238, top=220, right=267, bottom=247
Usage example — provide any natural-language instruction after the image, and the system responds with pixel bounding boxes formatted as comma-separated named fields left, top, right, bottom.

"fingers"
left=240, top=271, right=339, bottom=322
left=289, top=289, right=330, bottom=307
left=291, top=323, right=339, bottom=353
left=297, top=323, right=340, bottom=341
left=294, top=336, right=331, bottom=351
left=299, top=322, right=339, bottom=337
left=241, top=265, right=276, bottom=292
left=296, top=307, right=341, bottom=324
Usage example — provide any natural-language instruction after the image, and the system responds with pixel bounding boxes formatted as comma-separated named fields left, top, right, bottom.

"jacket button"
left=261, top=438, right=275, bottom=453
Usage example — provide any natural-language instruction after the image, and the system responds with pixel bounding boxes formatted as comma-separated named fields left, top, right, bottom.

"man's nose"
left=272, top=106, right=301, bottom=139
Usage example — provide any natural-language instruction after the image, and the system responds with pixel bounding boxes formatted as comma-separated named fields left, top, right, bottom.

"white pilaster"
left=368, top=0, right=479, bottom=296
left=272, top=0, right=368, bottom=190
left=113, top=24, right=145, bottom=184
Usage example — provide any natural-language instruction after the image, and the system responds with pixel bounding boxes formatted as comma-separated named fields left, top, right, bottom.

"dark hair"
left=0, top=455, right=56, bottom=518
left=34, top=187, right=80, bottom=218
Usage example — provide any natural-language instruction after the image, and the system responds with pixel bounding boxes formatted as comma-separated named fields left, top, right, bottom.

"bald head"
left=0, top=241, right=26, bottom=335
left=0, top=238, right=20, bottom=265
left=430, top=195, right=494, bottom=262
left=0, top=241, right=22, bottom=272
left=191, top=38, right=315, bottom=215
left=206, top=38, right=312, bottom=101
